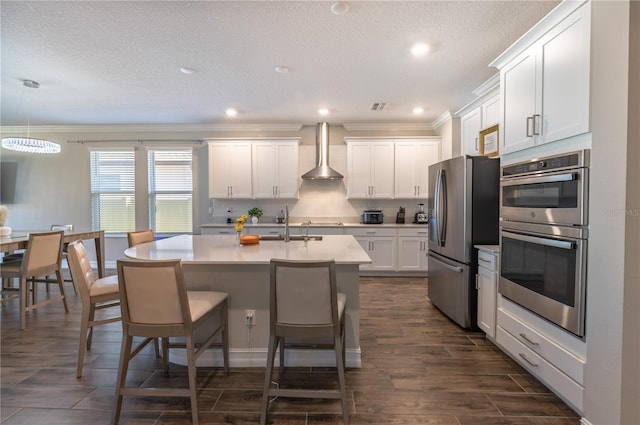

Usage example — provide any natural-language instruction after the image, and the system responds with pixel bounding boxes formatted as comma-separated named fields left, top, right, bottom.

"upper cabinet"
left=208, top=142, right=253, bottom=198
left=252, top=141, right=299, bottom=199
left=345, top=140, right=395, bottom=199
left=456, top=74, right=500, bottom=157
left=345, top=138, right=441, bottom=199
left=491, top=1, right=591, bottom=154
left=208, top=139, right=300, bottom=199
left=394, top=139, right=440, bottom=198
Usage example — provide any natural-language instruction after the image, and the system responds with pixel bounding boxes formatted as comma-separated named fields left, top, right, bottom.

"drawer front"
left=201, top=227, right=234, bottom=235
left=498, top=308, right=585, bottom=384
left=397, top=227, right=428, bottom=237
left=346, top=227, right=397, bottom=237
left=497, top=327, right=584, bottom=413
left=477, top=250, right=497, bottom=271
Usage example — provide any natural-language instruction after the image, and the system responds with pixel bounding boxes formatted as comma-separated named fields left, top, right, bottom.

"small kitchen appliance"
left=396, top=206, right=405, bottom=224
left=362, top=209, right=383, bottom=224
left=414, top=203, right=428, bottom=223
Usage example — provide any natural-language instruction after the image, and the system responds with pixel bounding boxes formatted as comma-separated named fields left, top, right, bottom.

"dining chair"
left=127, top=229, right=155, bottom=248
left=113, top=258, right=229, bottom=425
left=0, top=230, right=69, bottom=330
left=66, top=241, right=121, bottom=378
left=46, top=224, right=77, bottom=294
left=260, top=259, right=349, bottom=425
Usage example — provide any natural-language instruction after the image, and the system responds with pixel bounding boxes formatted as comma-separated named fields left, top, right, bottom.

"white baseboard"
left=171, top=347, right=362, bottom=369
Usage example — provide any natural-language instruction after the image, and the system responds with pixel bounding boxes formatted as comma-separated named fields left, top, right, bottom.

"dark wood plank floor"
left=1, top=275, right=580, bottom=424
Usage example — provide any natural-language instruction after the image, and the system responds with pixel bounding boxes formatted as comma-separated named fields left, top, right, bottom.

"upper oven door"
left=500, top=167, right=588, bottom=226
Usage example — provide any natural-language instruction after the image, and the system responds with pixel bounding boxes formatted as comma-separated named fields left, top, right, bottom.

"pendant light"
left=1, top=80, right=61, bottom=154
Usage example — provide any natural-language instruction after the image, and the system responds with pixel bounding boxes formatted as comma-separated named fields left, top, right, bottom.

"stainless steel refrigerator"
left=427, top=155, right=500, bottom=329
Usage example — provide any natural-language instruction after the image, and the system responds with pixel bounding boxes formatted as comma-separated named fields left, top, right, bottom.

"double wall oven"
left=499, top=150, right=590, bottom=337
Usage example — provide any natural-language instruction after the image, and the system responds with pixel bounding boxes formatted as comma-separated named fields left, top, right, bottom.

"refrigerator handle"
left=427, top=252, right=464, bottom=273
left=438, top=169, right=447, bottom=246
left=433, top=168, right=442, bottom=244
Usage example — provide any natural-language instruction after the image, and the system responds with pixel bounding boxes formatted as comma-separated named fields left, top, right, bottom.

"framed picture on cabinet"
left=480, top=124, right=499, bottom=158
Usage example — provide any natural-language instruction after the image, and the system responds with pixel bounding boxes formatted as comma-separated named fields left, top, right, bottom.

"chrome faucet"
left=284, top=205, right=290, bottom=242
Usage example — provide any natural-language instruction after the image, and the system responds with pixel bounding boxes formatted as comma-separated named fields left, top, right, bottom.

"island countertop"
left=124, top=234, right=372, bottom=265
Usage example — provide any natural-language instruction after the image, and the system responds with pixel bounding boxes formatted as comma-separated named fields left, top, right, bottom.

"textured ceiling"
left=0, top=1, right=559, bottom=127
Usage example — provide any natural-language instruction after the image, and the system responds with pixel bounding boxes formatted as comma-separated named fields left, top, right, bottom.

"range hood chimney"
left=301, top=122, right=344, bottom=180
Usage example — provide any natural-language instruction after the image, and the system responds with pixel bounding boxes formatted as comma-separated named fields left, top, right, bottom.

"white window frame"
left=90, top=149, right=136, bottom=234
left=147, top=149, right=193, bottom=234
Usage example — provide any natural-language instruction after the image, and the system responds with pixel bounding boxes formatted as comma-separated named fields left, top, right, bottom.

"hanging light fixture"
left=1, top=80, right=61, bottom=154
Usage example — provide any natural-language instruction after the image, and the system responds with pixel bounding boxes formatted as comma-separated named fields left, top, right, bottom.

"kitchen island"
left=124, top=234, right=371, bottom=368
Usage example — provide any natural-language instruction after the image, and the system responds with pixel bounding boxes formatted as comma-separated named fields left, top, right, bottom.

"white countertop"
left=125, top=234, right=372, bottom=265
left=475, top=244, right=500, bottom=254
left=200, top=222, right=430, bottom=229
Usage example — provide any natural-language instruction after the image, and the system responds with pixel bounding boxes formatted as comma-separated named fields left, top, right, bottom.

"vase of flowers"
left=235, top=214, right=247, bottom=243
left=248, top=207, right=263, bottom=225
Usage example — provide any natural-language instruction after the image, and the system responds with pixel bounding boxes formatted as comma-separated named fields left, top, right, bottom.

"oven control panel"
left=501, top=150, right=589, bottom=177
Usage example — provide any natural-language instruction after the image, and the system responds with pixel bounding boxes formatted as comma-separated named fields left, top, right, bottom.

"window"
left=90, top=150, right=135, bottom=233
left=148, top=150, right=192, bottom=233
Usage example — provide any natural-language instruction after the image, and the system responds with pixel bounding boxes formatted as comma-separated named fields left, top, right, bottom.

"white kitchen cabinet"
left=396, top=228, right=428, bottom=272
left=456, top=74, right=500, bottom=157
left=345, top=140, right=394, bottom=199
left=461, top=108, right=483, bottom=156
left=394, top=140, right=440, bottom=198
left=476, top=247, right=498, bottom=339
left=346, top=227, right=396, bottom=272
left=208, top=142, right=252, bottom=198
left=496, top=2, right=590, bottom=154
left=252, top=141, right=299, bottom=199
left=496, top=295, right=586, bottom=414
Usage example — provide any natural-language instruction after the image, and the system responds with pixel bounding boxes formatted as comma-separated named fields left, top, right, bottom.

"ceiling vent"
left=370, top=102, right=387, bottom=111
left=301, top=122, right=344, bottom=180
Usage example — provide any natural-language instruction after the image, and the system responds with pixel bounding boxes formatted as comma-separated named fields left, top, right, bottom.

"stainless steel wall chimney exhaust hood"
left=301, top=122, right=344, bottom=180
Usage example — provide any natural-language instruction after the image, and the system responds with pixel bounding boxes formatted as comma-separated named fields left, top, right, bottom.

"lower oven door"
left=499, top=227, right=587, bottom=337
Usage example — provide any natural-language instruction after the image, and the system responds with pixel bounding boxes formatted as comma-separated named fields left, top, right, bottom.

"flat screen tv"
left=1, top=162, right=18, bottom=204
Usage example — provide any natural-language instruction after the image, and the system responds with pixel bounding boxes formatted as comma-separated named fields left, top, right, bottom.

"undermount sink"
left=258, top=234, right=323, bottom=241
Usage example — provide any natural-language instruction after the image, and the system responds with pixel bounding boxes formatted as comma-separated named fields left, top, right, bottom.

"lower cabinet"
left=496, top=296, right=586, bottom=414
left=346, top=228, right=396, bottom=272
left=476, top=248, right=498, bottom=339
left=397, top=228, right=428, bottom=272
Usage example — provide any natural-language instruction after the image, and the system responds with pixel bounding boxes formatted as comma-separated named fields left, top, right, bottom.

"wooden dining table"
left=0, top=229, right=106, bottom=278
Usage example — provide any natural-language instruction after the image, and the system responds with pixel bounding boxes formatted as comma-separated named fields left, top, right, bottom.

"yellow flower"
left=235, top=223, right=244, bottom=232
left=236, top=215, right=247, bottom=224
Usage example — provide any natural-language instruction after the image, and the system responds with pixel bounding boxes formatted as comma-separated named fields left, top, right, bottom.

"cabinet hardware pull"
left=526, top=116, right=534, bottom=137
left=518, top=353, right=539, bottom=367
left=475, top=137, right=479, bottom=150
left=519, top=333, right=540, bottom=346
left=533, top=114, right=541, bottom=135
left=475, top=274, right=479, bottom=290
left=479, top=258, right=491, bottom=263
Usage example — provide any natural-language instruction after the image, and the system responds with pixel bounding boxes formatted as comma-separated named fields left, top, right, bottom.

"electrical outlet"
left=245, top=309, right=256, bottom=326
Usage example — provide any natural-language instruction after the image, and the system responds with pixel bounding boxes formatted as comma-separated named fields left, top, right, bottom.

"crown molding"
left=0, top=123, right=304, bottom=133
left=342, top=122, right=433, bottom=131
left=431, top=111, right=453, bottom=130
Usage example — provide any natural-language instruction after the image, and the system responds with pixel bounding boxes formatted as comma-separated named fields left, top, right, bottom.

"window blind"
left=90, top=150, right=135, bottom=233
left=148, top=150, right=192, bottom=233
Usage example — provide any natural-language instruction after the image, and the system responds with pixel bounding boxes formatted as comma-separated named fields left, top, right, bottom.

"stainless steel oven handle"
left=427, top=252, right=463, bottom=273
left=500, top=172, right=577, bottom=187
left=502, top=230, right=575, bottom=250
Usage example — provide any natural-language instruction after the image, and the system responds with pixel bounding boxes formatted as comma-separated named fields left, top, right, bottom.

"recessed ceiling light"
left=410, top=42, right=430, bottom=57
left=318, top=108, right=330, bottom=116
left=331, top=2, right=349, bottom=15
left=225, top=108, right=238, bottom=117
left=180, top=67, right=196, bottom=74
left=275, top=65, right=290, bottom=73
left=413, top=106, right=424, bottom=114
